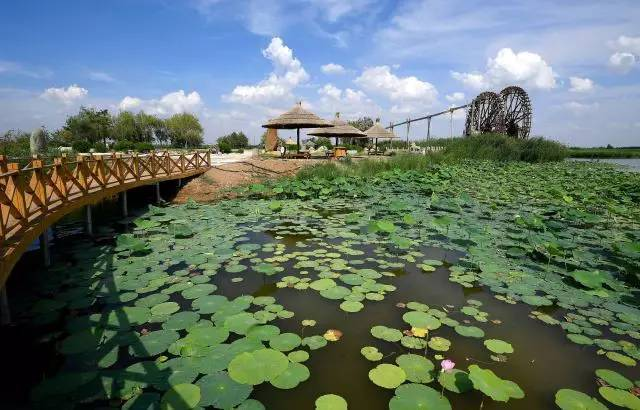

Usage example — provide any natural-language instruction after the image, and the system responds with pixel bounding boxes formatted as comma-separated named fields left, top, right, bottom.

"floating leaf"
left=595, top=369, right=634, bottom=390
left=368, top=364, right=406, bottom=389
left=438, top=369, right=473, bottom=393
left=160, top=383, right=201, bottom=410
left=598, top=386, right=640, bottom=409
left=315, top=394, right=347, bottom=410
left=555, top=389, right=607, bottom=410
left=323, top=329, right=343, bottom=342
left=389, top=383, right=451, bottom=410
left=484, top=339, right=514, bottom=354
left=468, top=365, right=524, bottom=402
left=395, top=354, right=434, bottom=383
left=228, top=349, right=289, bottom=385
left=361, top=346, right=383, bottom=361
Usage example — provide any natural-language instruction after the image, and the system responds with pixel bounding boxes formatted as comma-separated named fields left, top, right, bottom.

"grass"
left=297, top=134, right=568, bottom=181
left=568, top=147, right=640, bottom=158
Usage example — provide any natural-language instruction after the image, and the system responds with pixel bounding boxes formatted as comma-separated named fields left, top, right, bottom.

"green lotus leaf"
left=196, top=371, right=252, bottom=409
left=269, top=333, right=302, bottom=352
left=371, top=325, right=403, bottom=342
left=454, top=325, right=485, bottom=338
left=192, top=295, right=228, bottom=314
left=389, top=383, right=452, bottom=410
left=122, top=392, right=160, bottom=410
left=468, top=365, right=524, bottom=402
left=247, top=325, right=280, bottom=341
left=598, top=386, right=640, bottom=409
left=484, top=339, right=514, bottom=354
left=567, top=333, right=593, bottom=345
left=184, top=326, right=229, bottom=346
left=181, top=284, right=217, bottom=299
left=315, top=394, right=348, bottom=410
left=606, top=351, right=636, bottom=366
left=361, top=346, right=383, bottom=361
left=270, top=362, right=310, bottom=389
left=595, top=369, right=634, bottom=390
left=129, top=330, right=180, bottom=357
left=395, top=354, right=434, bottom=383
left=59, top=328, right=100, bottom=355
left=555, top=389, right=607, bottom=410
left=521, top=295, right=553, bottom=306
left=160, top=383, right=200, bottom=410
left=428, top=337, right=451, bottom=352
left=320, top=286, right=351, bottom=300
left=340, top=300, right=364, bottom=313
left=402, top=311, right=441, bottom=330
left=288, top=350, right=310, bottom=363
left=571, top=270, right=608, bottom=290
left=236, top=399, right=266, bottom=410
left=310, top=278, right=337, bottom=291
left=302, top=335, right=328, bottom=350
left=228, top=348, right=289, bottom=385
left=224, top=312, right=259, bottom=335
left=163, top=312, right=201, bottom=330
left=438, top=369, right=473, bottom=393
left=401, top=336, right=428, bottom=349
left=151, top=302, right=180, bottom=317
left=368, top=364, right=406, bottom=389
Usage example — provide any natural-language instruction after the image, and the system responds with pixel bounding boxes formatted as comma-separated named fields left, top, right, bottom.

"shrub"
left=113, top=140, right=136, bottom=152
left=442, top=134, right=567, bottom=163
left=134, top=142, right=154, bottom=152
left=218, top=140, right=232, bottom=154
left=93, top=142, right=108, bottom=152
left=72, top=140, right=92, bottom=153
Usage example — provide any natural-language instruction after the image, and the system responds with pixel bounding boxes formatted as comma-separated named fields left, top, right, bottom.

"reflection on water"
left=569, top=157, right=640, bottom=172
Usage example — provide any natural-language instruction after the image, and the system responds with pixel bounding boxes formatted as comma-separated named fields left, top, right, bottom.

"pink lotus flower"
left=440, top=359, right=455, bottom=373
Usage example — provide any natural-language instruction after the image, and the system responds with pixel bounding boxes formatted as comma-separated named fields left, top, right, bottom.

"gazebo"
left=307, top=112, right=366, bottom=147
left=364, top=118, right=397, bottom=154
left=262, top=102, right=331, bottom=152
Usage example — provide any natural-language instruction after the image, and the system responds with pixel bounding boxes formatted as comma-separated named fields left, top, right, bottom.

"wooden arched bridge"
left=0, top=150, right=211, bottom=289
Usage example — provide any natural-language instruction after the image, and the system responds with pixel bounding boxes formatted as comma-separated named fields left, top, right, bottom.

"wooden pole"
left=121, top=191, right=128, bottom=217
left=427, top=118, right=431, bottom=140
left=40, top=231, right=51, bottom=267
left=0, top=286, right=10, bottom=325
left=297, top=128, right=300, bottom=152
left=155, top=182, right=162, bottom=203
left=85, top=205, right=93, bottom=236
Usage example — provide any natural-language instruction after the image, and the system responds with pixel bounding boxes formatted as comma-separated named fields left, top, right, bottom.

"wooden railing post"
left=93, top=154, right=107, bottom=188
left=0, top=155, right=7, bottom=174
left=7, top=163, right=27, bottom=221
left=30, top=158, right=48, bottom=213
left=53, top=156, right=68, bottom=202
left=133, top=153, right=140, bottom=181
left=150, top=152, right=157, bottom=178
left=76, top=155, right=89, bottom=193
left=206, top=150, right=211, bottom=167
left=180, top=154, right=185, bottom=172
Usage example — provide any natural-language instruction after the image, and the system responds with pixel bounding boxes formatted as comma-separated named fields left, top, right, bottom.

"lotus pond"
left=6, top=160, right=640, bottom=409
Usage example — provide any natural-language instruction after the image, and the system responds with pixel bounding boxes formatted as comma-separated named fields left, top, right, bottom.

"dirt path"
left=173, top=157, right=314, bottom=203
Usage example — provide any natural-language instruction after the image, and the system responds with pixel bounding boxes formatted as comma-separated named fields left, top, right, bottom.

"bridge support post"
left=40, top=230, right=51, bottom=267
left=121, top=191, right=128, bottom=217
left=0, top=287, right=10, bottom=325
left=86, top=205, right=93, bottom=236
left=178, top=178, right=182, bottom=188
left=155, top=182, right=162, bottom=203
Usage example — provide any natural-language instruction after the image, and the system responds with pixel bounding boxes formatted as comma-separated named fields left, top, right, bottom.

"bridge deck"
left=0, top=150, right=211, bottom=287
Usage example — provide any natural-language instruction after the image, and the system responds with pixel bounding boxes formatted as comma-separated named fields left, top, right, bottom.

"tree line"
left=1, top=106, right=205, bottom=157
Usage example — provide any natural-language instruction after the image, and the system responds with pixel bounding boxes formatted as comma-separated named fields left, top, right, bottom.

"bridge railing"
left=0, top=150, right=211, bottom=244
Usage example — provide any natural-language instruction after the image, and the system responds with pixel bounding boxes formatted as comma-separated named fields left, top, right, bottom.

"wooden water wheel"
left=464, top=91, right=505, bottom=136
left=500, top=86, right=532, bottom=139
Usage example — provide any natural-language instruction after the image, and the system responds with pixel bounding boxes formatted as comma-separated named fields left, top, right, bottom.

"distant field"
left=568, top=147, right=640, bottom=158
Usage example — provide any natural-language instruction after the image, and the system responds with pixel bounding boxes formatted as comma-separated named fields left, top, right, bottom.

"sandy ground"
left=173, top=155, right=315, bottom=203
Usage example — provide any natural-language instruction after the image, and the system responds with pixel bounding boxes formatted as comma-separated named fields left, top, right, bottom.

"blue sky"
left=1, top=0, right=639, bottom=146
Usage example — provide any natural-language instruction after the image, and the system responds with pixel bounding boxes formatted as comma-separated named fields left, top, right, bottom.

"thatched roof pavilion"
left=262, top=102, right=331, bottom=151
left=307, top=113, right=366, bottom=146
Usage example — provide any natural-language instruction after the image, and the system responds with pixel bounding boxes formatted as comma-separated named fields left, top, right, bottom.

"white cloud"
left=118, top=90, right=203, bottom=116
left=609, top=52, right=636, bottom=73
left=354, top=65, right=437, bottom=113
left=225, top=37, right=308, bottom=105
left=609, top=35, right=640, bottom=55
left=321, top=63, right=346, bottom=75
left=445, top=92, right=466, bottom=103
left=452, top=48, right=557, bottom=90
left=309, top=0, right=375, bottom=22
left=89, top=71, right=116, bottom=83
left=317, top=83, right=379, bottom=118
left=563, top=101, right=599, bottom=115
left=0, top=60, right=52, bottom=79
left=40, top=84, right=88, bottom=104
left=569, top=76, right=594, bottom=93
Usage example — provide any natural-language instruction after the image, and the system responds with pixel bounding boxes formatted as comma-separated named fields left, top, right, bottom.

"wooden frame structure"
left=0, top=150, right=211, bottom=287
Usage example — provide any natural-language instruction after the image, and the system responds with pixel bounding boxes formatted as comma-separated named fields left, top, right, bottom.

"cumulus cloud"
left=609, top=52, right=636, bottom=73
left=118, top=90, right=203, bottom=116
left=609, top=35, right=640, bottom=55
left=452, top=48, right=557, bottom=90
left=321, top=63, right=346, bottom=75
left=354, top=65, right=437, bottom=113
left=317, top=83, right=379, bottom=117
left=225, top=37, right=308, bottom=105
left=569, top=76, right=594, bottom=93
left=445, top=92, right=466, bottom=102
left=40, top=84, right=88, bottom=104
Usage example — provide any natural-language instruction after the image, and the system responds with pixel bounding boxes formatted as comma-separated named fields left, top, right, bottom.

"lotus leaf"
left=369, top=364, right=406, bottom=389
left=484, top=339, right=514, bottom=354
left=389, top=383, right=451, bottom=410
left=395, top=354, right=434, bottom=383
left=271, top=362, right=310, bottom=389
left=438, top=369, right=473, bottom=393
left=361, top=346, right=383, bottom=361
left=269, top=333, right=302, bottom=352
left=595, top=369, right=634, bottom=390
left=555, top=389, right=607, bottom=410
left=228, top=348, right=289, bottom=385
left=468, top=365, right=524, bottom=402
left=196, top=371, right=252, bottom=409
left=160, top=383, right=200, bottom=410
left=315, top=394, right=347, bottom=410
left=599, top=386, right=640, bottom=409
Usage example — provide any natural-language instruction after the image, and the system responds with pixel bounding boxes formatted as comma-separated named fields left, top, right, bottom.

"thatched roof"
left=262, top=102, right=332, bottom=129
left=365, top=119, right=397, bottom=139
left=307, top=113, right=367, bottom=138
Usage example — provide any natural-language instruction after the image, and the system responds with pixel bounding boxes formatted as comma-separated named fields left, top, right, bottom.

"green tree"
left=217, top=131, right=248, bottom=149
left=165, top=113, right=204, bottom=147
left=112, top=111, right=140, bottom=142
left=348, top=117, right=374, bottom=132
left=63, top=107, right=113, bottom=145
